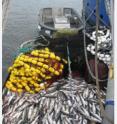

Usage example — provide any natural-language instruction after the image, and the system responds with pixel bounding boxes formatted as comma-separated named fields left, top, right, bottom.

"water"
left=2, top=0, right=83, bottom=83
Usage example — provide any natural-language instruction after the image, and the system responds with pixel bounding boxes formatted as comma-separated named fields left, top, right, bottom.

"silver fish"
left=79, top=94, right=86, bottom=107
left=31, top=116, right=39, bottom=124
left=10, top=111, right=23, bottom=122
left=83, top=87, right=89, bottom=99
left=92, top=103, right=96, bottom=114
left=54, top=106, right=61, bottom=121
left=16, top=102, right=30, bottom=111
left=30, top=106, right=38, bottom=121
left=90, top=116, right=102, bottom=123
left=3, top=78, right=106, bottom=124
left=28, top=105, right=34, bottom=120
left=64, top=117, right=71, bottom=124
left=90, top=111, right=102, bottom=122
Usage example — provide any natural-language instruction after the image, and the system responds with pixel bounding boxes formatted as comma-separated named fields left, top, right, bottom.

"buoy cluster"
left=87, top=44, right=111, bottom=65
left=86, top=29, right=112, bottom=50
left=86, top=29, right=112, bottom=65
left=5, top=48, right=67, bottom=94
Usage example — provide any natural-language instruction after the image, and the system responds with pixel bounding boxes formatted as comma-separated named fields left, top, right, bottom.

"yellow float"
left=5, top=48, right=67, bottom=94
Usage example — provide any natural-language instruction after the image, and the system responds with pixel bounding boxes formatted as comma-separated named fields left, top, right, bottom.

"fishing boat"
left=38, top=8, right=83, bottom=38
left=3, top=1, right=113, bottom=123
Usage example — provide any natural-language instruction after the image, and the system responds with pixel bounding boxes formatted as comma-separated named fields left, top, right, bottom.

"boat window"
left=42, top=8, right=53, bottom=24
left=64, top=8, right=72, bottom=17
left=43, top=8, right=52, bottom=17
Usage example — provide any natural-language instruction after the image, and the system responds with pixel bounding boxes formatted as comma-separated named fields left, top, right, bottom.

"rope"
left=83, top=4, right=108, bottom=82
left=95, top=0, right=104, bottom=116
left=85, top=6, right=96, bottom=23
left=67, top=42, right=72, bottom=78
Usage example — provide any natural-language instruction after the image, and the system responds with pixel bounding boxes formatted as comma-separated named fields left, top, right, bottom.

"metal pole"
left=95, top=0, right=105, bottom=118
left=102, top=0, right=114, bottom=123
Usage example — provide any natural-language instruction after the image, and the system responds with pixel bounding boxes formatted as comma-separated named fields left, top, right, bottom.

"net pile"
left=5, top=48, right=67, bottom=94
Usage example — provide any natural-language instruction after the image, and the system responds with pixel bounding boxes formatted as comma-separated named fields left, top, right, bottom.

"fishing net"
left=3, top=78, right=106, bottom=124
left=5, top=48, right=67, bottom=94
